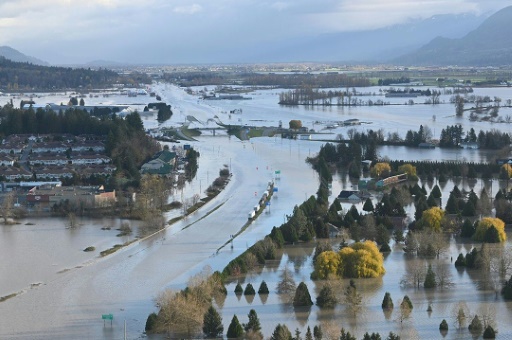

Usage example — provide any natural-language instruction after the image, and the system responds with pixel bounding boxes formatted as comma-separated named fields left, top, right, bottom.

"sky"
left=0, top=0, right=510, bottom=65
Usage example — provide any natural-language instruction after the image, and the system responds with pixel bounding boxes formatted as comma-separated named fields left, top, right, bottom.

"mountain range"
left=244, top=12, right=489, bottom=64
left=2, top=6, right=512, bottom=67
left=394, top=5, right=512, bottom=66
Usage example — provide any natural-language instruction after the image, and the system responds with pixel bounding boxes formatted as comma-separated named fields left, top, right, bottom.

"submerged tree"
left=293, top=282, right=313, bottom=307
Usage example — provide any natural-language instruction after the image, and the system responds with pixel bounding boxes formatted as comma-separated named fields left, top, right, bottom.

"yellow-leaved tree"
left=502, top=164, right=512, bottom=178
left=349, top=241, right=386, bottom=278
left=313, top=241, right=385, bottom=279
left=398, top=164, right=417, bottom=178
left=474, top=217, right=507, bottom=242
left=314, top=251, right=341, bottom=279
left=370, top=162, right=391, bottom=179
left=417, top=206, right=445, bottom=232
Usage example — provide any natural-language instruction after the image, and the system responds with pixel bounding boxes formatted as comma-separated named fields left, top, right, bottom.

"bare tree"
left=276, top=267, right=296, bottom=303
left=395, top=299, right=412, bottom=328
left=401, top=259, right=426, bottom=289
left=452, top=301, right=470, bottom=330
left=68, top=212, right=77, bottom=229
left=343, top=280, right=363, bottom=317
left=1, top=192, right=15, bottom=224
left=477, top=303, right=497, bottom=330
left=435, top=263, right=455, bottom=289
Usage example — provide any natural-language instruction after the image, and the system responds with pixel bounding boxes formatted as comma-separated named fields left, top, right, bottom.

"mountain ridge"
left=393, top=6, right=512, bottom=66
left=0, top=46, right=49, bottom=66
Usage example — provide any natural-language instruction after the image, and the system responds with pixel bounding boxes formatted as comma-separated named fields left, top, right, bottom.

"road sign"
left=102, top=314, right=113, bottom=326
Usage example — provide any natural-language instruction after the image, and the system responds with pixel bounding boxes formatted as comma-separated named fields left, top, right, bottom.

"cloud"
left=173, top=4, right=202, bottom=14
left=271, top=2, right=291, bottom=11
left=0, top=0, right=510, bottom=64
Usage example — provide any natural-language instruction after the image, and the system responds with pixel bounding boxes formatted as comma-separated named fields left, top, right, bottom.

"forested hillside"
left=0, top=57, right=150, bottom=91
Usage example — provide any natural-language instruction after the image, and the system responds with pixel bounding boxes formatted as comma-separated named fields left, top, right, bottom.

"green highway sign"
left=102, top=314, right=113, bottom=320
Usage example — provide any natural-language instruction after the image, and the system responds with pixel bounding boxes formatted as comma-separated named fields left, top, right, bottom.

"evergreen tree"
left=460, top=219, right=476, bottom=238
left=244, top=309, right=261, bottom=333
left=468, top=315, right=483, bottom=335
left=305, top=326, right=313, bottom=340
left=414, top=196, right=429, bottom=220
left=145, top=312, right=158, bottom=333
left=362, top=333, right=382, bottom=340
left=454, top=253, right=466, bottom=267
left=483, top=225, right=501, bottom=243
left=234, top=283, right=243, bottom=294
left=258, top=281, right=269, bottom=294
left=424, top=264, right=437, bottom=288
left=381, top=292, right=394, bottom=310
left=386, top=332, right=400, bottom=340
left=445, top=193, right=459, bottom=214
left=401, top=295, right=413, bottom=309
left=313, top=325, right=322, bottom=340
left=293, top=282, right=313, bottom=307
left=294, top=328, right=301, bottom=340
left=203, top=306, right=224, bottom=338
left=461, top=200, right=476, bottom=217
left=244, top=283, right=256, bottom=295
left=316, top=284, right=338, bottom=308
left=270, top=324, right=292, bottom=340
left=483, top=325, right=496, bottom=339
left=431, top=184, right=442, bottom=198
left=226, top=315, right=244, bottom=339
left=363, top=198, right=374, bottom=212
left=439, top=319, right=448, bottom=331
left=270, top=227, right=285, bottom=248
left=502, top=274, right=512, bottom=300
left=339, top=328, right=356, bottom=340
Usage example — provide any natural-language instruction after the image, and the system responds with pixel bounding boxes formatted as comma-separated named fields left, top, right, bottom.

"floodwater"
left=220, top=235, right=512, bottom=339
left=1, top=83, right=512, bottom=339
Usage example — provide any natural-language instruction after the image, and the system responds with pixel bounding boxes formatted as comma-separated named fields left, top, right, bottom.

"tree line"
left=0, top=57, right=150, bottom=91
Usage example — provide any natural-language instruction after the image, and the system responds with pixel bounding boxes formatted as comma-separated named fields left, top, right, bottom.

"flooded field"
left=1, top=83, right=512, bottom=338
left=219, top=235, right=512, bottom=339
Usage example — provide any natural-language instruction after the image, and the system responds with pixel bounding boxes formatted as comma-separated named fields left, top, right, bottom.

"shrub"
left=258, top=281, right=269, bottom=294
left=483, top=325, right=496, bottom=339
left=468, top=315, right=483, bottom=335
left=502, top=275, right=512, bottom=300
left=439, top=319, right=448, bottom=331
left=380, top=243, right=391, bottom=253
left=83, top=246, right=95, bottom=252
left=244, top=283, right=256, bottom=295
